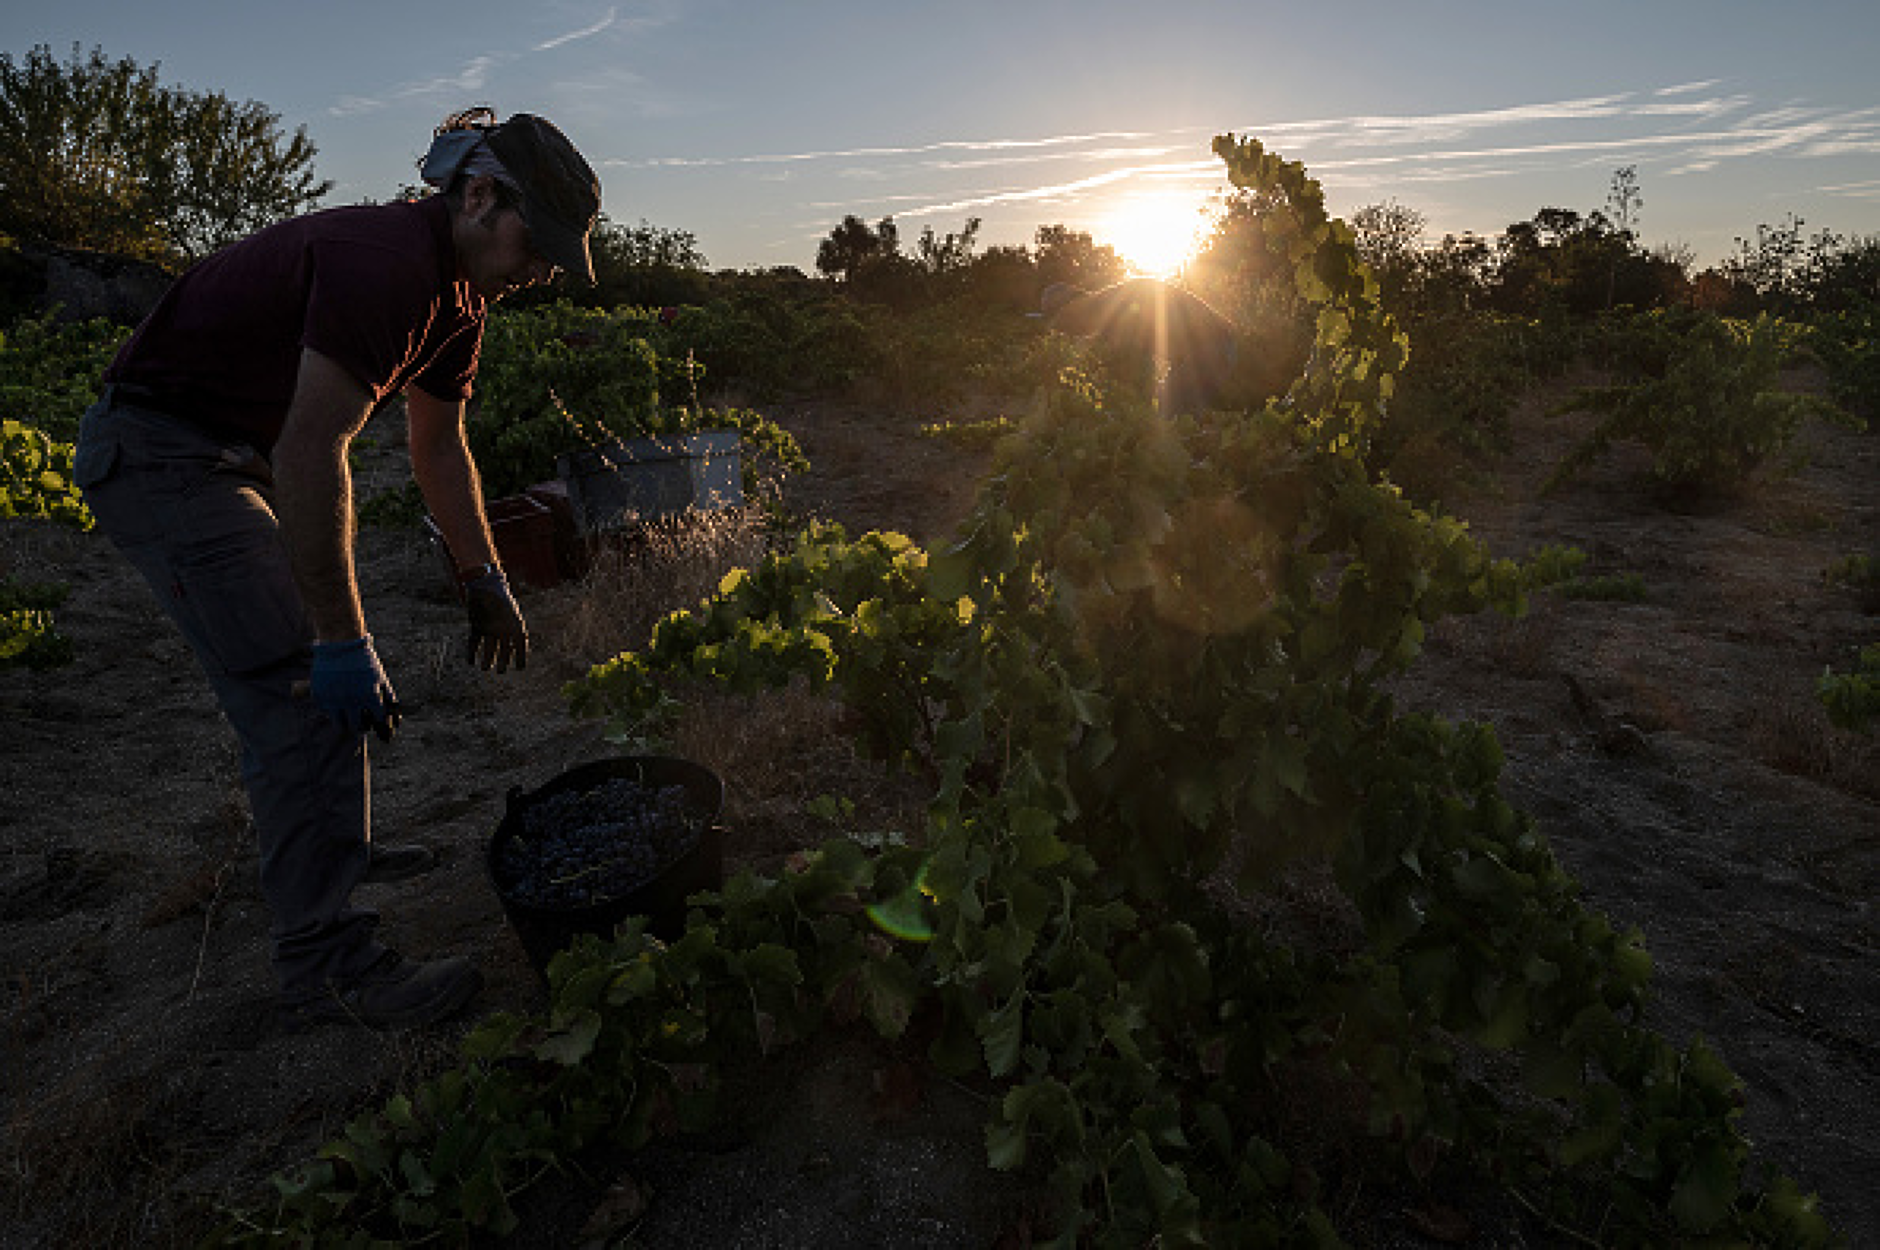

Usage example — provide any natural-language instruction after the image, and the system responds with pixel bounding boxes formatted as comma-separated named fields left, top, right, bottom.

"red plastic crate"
left=424, top=493, right=561, bottom=595
left=523, top=479, right=592, bottom=580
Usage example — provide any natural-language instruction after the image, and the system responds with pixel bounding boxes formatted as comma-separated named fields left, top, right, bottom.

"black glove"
left=464, top=568, right=529, bottom=672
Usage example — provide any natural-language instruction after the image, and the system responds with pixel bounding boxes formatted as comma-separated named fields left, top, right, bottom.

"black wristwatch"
left=456, top=561, right=500, bottom=584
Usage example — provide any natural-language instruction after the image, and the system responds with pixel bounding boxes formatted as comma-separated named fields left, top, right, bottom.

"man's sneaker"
left=362, top=841, right=439, bottom=884
left=283, top=951, right=482, bottom=1031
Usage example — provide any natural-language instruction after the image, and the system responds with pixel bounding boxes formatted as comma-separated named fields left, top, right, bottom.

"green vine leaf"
left=982, top=987, right=1026, bottom=1078
left=857, top=953, right=921, bottom=1038
left=1669, top=1139, right=1742, bottom=1233
left=534, top=1009, right=603, bottom=1066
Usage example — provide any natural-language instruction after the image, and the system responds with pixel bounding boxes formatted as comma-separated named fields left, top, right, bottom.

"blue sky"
left=6, top=1, right=1878, bottom=273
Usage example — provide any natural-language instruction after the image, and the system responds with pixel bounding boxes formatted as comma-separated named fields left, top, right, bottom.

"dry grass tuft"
left=1482, top=607, right=1561, bottom=680
left=673, top=685, right=931, bottom=874
left=1745, top=684, right=1880, bottom=801
left=530, top=509, right=771, bottom=682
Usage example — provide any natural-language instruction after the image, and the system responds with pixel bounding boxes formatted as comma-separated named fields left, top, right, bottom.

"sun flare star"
left=1100, top=191, right=1208, bottom=277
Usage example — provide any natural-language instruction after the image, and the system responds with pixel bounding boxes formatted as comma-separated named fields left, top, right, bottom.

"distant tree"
left=1719, top=215, right=1812, bottom=314
left=1803, top=233, right=1880, bottom=312
left=1350, top=199, right=1426, bottom=310
left=1606, top=167, right=1641, bottom=234
left=589, top=216, right=711, bottom=308
left=597, top=217, right=707, bottom=270
left=0, top=43, right=328, bottom=264
left=848, top=250, right=924, bottom=309
left=967, top=243, right=1038, bottom=311
left=915, top=216, right=981, bottom=277
left=814, top=214, right=899, bottom=283
left=1032, top=225, right=1125, bottom=293
left=885, top=216, right=982, bottom=304
left=1184, top=190, right=1312, bottom=404
left=0, top=44, right=166, bottom=258
left=1645, top=241, right=1697, bottom=307
left=152, top=89, right=329, bottom=261
left=1490, top=205, right=1674, bottom=316
left=1185, top=189, right=1296, bottom=324
left=1417, top=233, right=1496, bottom=316
left=1491, top=209, right=1577, bottom=313
left=1686, top=267, right=1760, bottom=316
left=1720, top=220, right=1880, bottom=314
left=1652, top=239, right=1696, bottom=275
left=1603, top=166, right=1643, bottom=309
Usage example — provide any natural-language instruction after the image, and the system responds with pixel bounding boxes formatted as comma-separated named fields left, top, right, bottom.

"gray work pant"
left=75, top=392, right=385, bottom=1002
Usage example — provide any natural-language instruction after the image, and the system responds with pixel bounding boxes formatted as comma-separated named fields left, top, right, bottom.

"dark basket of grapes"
left=488, top=756, right=725, bottom=975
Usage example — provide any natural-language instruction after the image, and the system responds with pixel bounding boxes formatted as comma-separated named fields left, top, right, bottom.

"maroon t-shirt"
left=104, top=195, right=483, bottom=450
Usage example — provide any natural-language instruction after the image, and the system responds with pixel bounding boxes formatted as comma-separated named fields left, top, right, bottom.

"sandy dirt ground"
left=1, top=374, right=1875, bottom=1248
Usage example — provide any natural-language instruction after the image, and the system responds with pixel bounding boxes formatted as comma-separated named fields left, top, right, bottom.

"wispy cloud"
left=1233, top=91, right=1749, bottom=151
left=611, top=87, right=1783, bottom=205
left=397, top=55, right=506, bottom=98
left=329, top=95, right=384, bottom=119
left=923, top=145, right=1185, bottom=173
left=328, top=3, right=665, bottom=118
left=1804, top=134, right=1880, bottom=158
left=607, top=130, right=1162, bottom=170
left=1249, top=93, right=1641, bottom=146
left=715, top=85, right=1880, bottom=238
left=812, top=161, right=1220, bottom=220
left=327, top=53, right=511, bottom=117
left=536, top=6, right=620, bottom=51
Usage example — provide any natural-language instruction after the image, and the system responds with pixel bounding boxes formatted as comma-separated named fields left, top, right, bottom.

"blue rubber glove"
left=464, top=569, right=529, bottom=672
left=309, top=636, right=401, bottom=740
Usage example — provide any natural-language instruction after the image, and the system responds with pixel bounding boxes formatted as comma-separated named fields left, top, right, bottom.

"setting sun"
left=1098, top=190, right=1209, bottom=277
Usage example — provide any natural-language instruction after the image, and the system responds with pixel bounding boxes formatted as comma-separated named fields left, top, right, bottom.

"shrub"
left=1819, top=644, right=1880, bottom=734
left=919, top=415, right=1017, bottom=450
left=467, top=301, right=805, bottom=505
left=0, top=576, right=73, bottom=670
left=1824, top=553, right=1878, bottom=591
left=660, top=291, right=880, bottom=401
left=0, top=310, right=128, bottom=442
left=1545, top=311, right=1857, bottom=500
left=1377, top=313, right=1542, bottom=494
left=1556, top=572, right=1648, bottom=602
left=1808, top=302, right=1880, bottom=421
left=2, top=417, right=90, bottom=527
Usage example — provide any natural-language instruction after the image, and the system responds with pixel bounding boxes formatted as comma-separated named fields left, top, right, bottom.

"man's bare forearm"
left=407, top=387, right=497, bottom=572
left=272, top=350, right=376, bottom=642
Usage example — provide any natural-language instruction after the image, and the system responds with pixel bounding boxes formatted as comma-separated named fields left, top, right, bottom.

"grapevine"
left=0, top=310, right=128, bottom=442
left=1544, top=310, right=1860, bottom=499
left=1816, top=557, right=1878, bottom=734
left=221, top=136, right=1841, bottom=1247
left=0, top=577, right=74, bottom=670
left=1807, top=302, right=1880, bottom=418
left=1818, top=643, right=1880, bottom=733
left=1, top=417, right=91, bottom=528
left=2, top=417, right=91, bottom=669
left=468, top=300, right=807, bottom=502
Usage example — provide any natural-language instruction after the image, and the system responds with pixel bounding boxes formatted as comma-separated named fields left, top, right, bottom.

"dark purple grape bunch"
left=499, top=779, right=699, bottom=908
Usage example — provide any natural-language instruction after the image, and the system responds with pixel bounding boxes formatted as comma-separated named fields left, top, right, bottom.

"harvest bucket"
left=487, top=756, right=725, bottom=976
